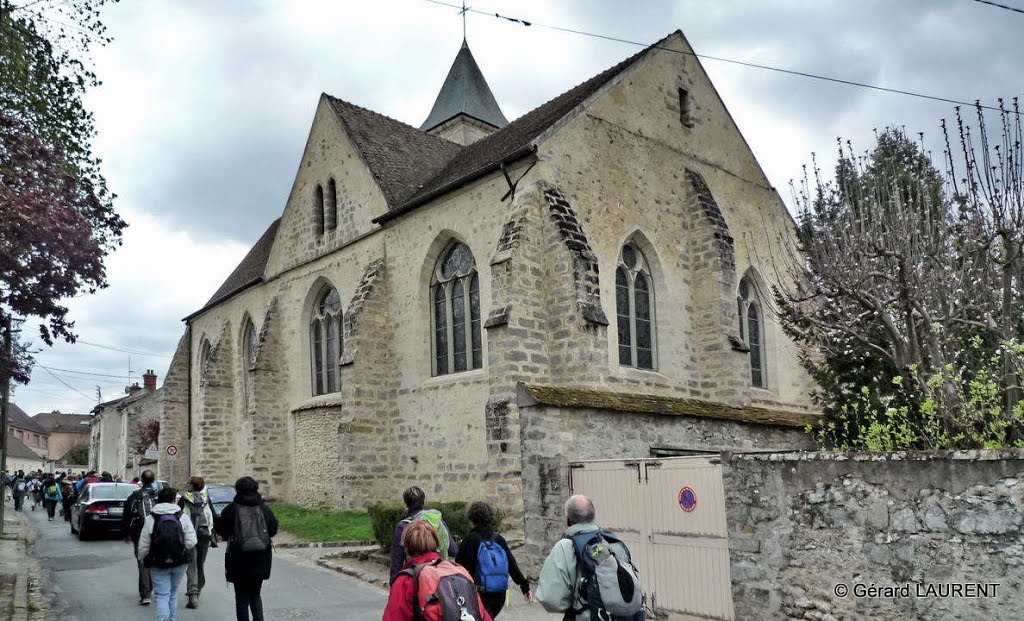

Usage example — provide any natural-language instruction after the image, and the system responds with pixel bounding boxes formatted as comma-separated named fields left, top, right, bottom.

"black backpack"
left=233, top=504, right=271, bottom=552
left=144, top=514, right=189, bottom=568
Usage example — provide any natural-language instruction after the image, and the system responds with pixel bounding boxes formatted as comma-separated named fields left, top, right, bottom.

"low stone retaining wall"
left=724, top=449, right=1024, bottom=621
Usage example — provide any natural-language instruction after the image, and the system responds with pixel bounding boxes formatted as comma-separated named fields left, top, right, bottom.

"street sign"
left=166, top=445, right=178, bottom=457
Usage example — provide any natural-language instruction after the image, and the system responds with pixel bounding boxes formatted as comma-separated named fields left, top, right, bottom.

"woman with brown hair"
left=382, top=520, right=493, bottom=621
left=454, top=501, right=532, bottom=618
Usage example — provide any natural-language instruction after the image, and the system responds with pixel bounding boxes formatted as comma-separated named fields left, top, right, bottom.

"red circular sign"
left=166, top=445, right=178, bottom=456
left=679, top=487, right=697, bottom=512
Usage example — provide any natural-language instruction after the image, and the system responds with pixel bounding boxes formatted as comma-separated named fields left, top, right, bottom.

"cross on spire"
left=460, top=0, right=467, bottom=40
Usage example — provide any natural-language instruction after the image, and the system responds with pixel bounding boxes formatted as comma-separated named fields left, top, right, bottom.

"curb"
left=275, top=540, right=376, bottom=550
left=7, top=513, right=46, bottom=621
left=314, top=557, right=390, bottom=589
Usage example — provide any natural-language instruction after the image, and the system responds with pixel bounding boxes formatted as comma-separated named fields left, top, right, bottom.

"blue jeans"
left=150, top=563, right=187, bottom=621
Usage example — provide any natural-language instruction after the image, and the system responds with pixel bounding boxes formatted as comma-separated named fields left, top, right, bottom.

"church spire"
left=420, top=40, right=508, bottom=143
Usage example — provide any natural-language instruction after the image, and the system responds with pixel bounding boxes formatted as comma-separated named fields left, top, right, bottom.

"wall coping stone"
left=517, top=383, right=818, bottom=429
left=724, top=448, right=1024, bottom=463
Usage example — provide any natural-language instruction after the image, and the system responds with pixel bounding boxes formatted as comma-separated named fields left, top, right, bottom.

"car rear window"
left=88, top=485, right=137, bottom=501
left=207, top=487, right=235, bottom=503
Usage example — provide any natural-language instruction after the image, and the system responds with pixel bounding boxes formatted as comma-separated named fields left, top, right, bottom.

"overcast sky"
left=12, top=0, right=1023, bottom=417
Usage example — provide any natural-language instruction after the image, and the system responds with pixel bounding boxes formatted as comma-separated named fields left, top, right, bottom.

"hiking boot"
left=186, top=593, right=199, bottom=609
left=140, top=597, right=151, bottom=605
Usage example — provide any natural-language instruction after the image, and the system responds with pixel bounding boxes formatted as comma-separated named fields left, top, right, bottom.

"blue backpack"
left=475, top=535, right=509, bottom=593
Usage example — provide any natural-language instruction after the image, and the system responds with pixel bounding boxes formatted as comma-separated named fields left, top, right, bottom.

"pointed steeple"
left=420, top=40, right=508, bottom=142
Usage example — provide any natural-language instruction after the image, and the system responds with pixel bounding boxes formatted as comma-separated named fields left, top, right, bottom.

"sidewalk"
left=0, top=502, right=47, bottom=621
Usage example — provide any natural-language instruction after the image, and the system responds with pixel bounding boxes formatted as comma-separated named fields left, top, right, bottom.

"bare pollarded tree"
left=779, top=118, right=1023, bottom=449
left=945, top=100, right=1024, bottom=419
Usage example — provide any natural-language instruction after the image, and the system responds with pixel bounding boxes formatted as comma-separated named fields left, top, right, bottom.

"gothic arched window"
left=431, top=243, right=481, bottom=376
left=314, top=184, right=325, bottom=235
left=738, top=276, right=766, bottom=388
left=243, top=319, right=258, bottom=367
left=616, top=242, right=656, bottom=369
left=310, top=286, right=343, bottom=395
left=325, top=178, right=338, bottom=231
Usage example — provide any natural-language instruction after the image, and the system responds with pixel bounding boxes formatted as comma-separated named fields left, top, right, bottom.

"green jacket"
left=536, top=522, right=600, bottom=618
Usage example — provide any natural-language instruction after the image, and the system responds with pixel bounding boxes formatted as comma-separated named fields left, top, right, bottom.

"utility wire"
left=37, top=365, right=136, bottom=380
left=75, top=340, right=172, bottom=359
left=39, top=366, right=95, bottom=402
left=970, top=0, right=1024, bottom=15
left=424, top=0, right=1015, bottom=113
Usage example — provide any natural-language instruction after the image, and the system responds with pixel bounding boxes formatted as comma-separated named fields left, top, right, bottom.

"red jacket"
left=381, top=552, right=493, bottom=621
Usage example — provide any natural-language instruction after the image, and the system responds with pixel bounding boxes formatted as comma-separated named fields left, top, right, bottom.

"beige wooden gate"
left=569, top=456, right=734, bottom=620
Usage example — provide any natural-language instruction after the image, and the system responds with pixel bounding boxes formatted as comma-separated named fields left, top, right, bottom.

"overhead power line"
left=424, top=0, right=1016, bottom=113
left=37, top=365, right=134, bottom=380
left=39, top=366, right=95, bottom=402
left=75, top=340, right=172, bottom=359
left=970, top=0, right=1024, bottom=15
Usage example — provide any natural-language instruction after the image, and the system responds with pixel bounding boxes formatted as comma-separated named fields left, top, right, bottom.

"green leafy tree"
left=63, top=442, right=89, bottom=465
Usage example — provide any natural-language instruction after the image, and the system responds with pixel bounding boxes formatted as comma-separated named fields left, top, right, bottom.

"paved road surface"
left=26, top=506, right=387, bottom=620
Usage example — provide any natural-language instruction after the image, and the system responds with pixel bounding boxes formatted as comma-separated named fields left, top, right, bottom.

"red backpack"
left=399, top=559, right=486, bottom=621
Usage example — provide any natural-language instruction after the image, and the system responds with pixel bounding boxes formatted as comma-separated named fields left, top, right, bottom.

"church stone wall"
left=531, top=36, right=815, bottom=414
left=264, top=98, right=389, bottom=279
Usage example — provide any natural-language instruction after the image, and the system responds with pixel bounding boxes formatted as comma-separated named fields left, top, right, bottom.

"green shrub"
left=367, top=501, right=502, bottom=552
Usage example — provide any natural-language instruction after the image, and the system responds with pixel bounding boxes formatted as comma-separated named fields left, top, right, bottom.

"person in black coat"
left=454, top=501, right=532, bottom=618
left=214, top=476, right=279, bottom=621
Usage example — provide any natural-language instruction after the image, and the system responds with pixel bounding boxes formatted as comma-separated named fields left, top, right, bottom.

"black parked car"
left=70, top=483, right=138, bottom=540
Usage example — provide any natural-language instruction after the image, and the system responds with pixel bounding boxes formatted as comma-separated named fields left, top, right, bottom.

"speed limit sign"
left=166, top=445, right=178, bottom=457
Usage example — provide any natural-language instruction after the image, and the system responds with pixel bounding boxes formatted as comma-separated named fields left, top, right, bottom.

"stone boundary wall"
left=724, top=450, right=1024, bottom=621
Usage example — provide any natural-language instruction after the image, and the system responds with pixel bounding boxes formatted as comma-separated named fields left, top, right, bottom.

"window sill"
left=750, top=386, right=776, bottom=398
left=617, top=365, right=667, bottom=381
left=420, top=368, right=487, bottom=388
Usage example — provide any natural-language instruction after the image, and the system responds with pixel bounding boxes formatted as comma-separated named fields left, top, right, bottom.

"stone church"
left=158, top=30, right=818, bottom=556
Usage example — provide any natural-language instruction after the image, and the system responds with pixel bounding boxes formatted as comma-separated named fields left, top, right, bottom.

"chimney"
left=127, top=382, right=142, bottom=395
left=143, top=369, right=157, bottom=392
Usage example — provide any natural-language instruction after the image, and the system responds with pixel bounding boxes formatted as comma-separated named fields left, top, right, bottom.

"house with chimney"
left=32, top=410, right=93, bottom=467
left=89, top=369, right=161, bottom=478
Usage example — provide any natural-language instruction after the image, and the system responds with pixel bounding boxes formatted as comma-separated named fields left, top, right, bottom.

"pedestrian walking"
left=28, top=475, right=42, bottom=511
left=123, top=469, right=160, bottom=605
left=41, top=475, right=62, bottom=521
left=214, top=476, right=278, bottom=621
left=11, top=472, right=26, bottom=512
left=536, top=495, right=645, bottom=621
left=383, top=520, right=492, bottom=621
left=454, top=501, right=532, bottom=618
left=388, top=485, right=458, bottom=581
left=137, top=487, right=196, bottom=621
left=179, top=476, right=214, bottom=609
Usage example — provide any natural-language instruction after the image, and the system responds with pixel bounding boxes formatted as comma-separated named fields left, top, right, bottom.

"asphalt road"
left=24, top=505, right=388, bottom=620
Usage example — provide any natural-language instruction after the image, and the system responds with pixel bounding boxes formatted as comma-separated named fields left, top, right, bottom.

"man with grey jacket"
left=536, top=495, right=599, bottom=617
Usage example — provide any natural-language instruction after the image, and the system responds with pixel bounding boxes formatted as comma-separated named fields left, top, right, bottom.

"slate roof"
left=197, top=33, right=673, bottom=318
left=6, top=435, right=43, bottom=461
left=7, top=403, right=48, bottom=435
left=326, top=97, right=461, bottom=207
left=32, top=412, right=92, bottom=434
left=520, top=384, right=820, bottom=429
left=420, top=40, right=509, bottom=132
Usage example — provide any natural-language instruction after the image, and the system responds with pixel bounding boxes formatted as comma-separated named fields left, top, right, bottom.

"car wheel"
left=77, top=522, right=89, bottom=541
left=70, top=516, right=78, bottom=534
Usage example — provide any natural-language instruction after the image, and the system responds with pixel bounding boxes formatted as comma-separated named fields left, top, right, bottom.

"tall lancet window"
left=738, top=276, right=766, bottom=388
left=310, top=286, right=343, bottom=395
left=616, top=242, right=656, bottom=369
left=431, top=242, right=481, bottom=376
